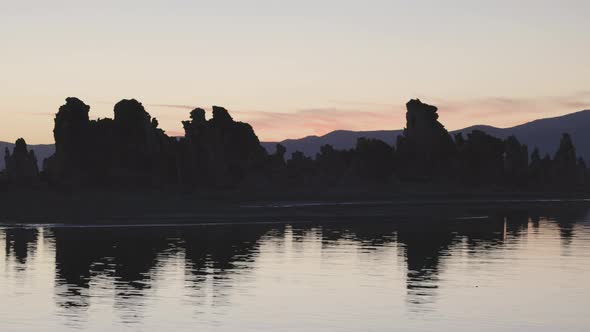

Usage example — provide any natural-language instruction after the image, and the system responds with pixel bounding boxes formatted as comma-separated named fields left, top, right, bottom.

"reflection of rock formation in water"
left=396, top=225, right=454, bottom=308
left=504, top=212, right=530, bottom=237
left=183, top=224, right=270, bottom=273
left=55, top=229, right=109, bottom=288
left=319, top=223, right=397, bottom=249
left=546, top=205, right=590, bottom=246
left=52, top=228, right=168, bottom=321
left=395, top=218, right=512, bottom=310
left=4, top=227, right=38, bottom=265
left=2, top=206, right=588, bottom=323
left=109, top=228, right=171, bottom=324
left=53, top=229, right=112, bottom=311
left=530, top=214, right=541, bottom=229
left=50, top=225, right=271, bottom=322
left=458, top=217, right=506, bottom=254
left=284, top=213, right=586, bottom=312
left=182, top=224, right=271, bottom=308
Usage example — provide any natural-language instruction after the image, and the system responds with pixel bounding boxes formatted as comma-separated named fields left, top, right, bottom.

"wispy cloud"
left=20, top=111, right=54, bottom=117
left=149, top=104, right=195, bottom=110
left=327, top=100, right=397, bottom=108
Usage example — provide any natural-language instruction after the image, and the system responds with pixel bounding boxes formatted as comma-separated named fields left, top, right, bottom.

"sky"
left=1, top=0, right=589, bottom=144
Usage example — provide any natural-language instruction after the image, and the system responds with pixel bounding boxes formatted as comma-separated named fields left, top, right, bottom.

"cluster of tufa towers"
left=0, top=98, right=587, bottom=191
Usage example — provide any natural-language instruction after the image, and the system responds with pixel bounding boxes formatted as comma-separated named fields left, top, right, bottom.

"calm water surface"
left=1, top=204, right=590, bottom=331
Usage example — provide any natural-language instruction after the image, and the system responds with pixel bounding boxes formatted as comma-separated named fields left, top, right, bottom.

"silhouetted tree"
left=286, top=151, right=315, bottom=185
left=351, top=137, right=395, bottom=182
left=577, top=157, right=587, bottom=186
left=262, top=144, right=288, bottom=184
left=529, top=148, right=549, bottom=188
left=552, top=133, right=579, bottom=188
left=503, top=135, right=528, bottom=186
left=315, top=144, right=354, bottom=185
left=456, top=130, right=504, bottom=184
left=269, top=144, right=287, bottom=170
left=453, top=132, right=466, bottom=149
left=274, top=144, right=286, bottom=163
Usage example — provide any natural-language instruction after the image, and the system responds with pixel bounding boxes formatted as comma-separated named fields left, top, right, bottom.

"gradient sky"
left=1, top=0, right=589, bottom=143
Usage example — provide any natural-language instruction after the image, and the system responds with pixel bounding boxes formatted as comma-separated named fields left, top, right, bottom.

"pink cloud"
left=231, top=108, right=405, bottom=141
left=149, top=93, right=590, bottom=142
left=150, top=104, right=406, bottom=141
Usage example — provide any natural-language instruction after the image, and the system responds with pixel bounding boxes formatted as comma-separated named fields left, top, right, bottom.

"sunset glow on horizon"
left=1, top=0, right=589, bottom=143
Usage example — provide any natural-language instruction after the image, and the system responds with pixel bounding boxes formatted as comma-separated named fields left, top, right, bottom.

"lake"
left=1, top=202, right=590, bottom=331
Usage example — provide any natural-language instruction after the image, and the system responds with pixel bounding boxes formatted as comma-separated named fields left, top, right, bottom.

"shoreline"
left=1, top=189, right=589, bottom=225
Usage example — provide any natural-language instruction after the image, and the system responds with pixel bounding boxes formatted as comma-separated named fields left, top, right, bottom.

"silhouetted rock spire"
left=191, top=108, right=207, bottom=124
left=114, top=99, right=153, bottom=144
left=54, top=97, right=90, bottom=152
left=4, top=138, right=39, bottom=184
left=211, top=106, right=234, bottom=124
left=397, top=99, right=455, bottom=178
left=180, top=106, right=268, bottom=187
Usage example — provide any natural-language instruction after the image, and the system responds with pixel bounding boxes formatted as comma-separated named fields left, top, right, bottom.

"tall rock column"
left=43, top=97, right=91, bottom=183
left=396, top=99, right=455, bottom=178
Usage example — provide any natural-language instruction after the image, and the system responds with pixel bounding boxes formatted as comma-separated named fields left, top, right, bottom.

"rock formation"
left=44, top=98, right=176, bottom=186
left=180, top=106, right=268, bottom=187
left=4, top=138, right=39, bottom=184
left=109, top=99, right=175, bottom=185
left=33, top=96, right=589, bottom=192
left=43, top=97, right=91, bottom=183
left=396, top=99, right=455, bottom=178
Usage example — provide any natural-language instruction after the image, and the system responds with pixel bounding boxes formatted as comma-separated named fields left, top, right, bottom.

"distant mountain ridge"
left=263, top=129, right=403, bottom=157
left=262, top=109, right=590, bottom=161
left=2, top=109, right=590, bottom=170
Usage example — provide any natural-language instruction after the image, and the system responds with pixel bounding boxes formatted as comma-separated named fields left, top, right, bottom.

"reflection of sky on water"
left=1, top=205, right=590, bottom=331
